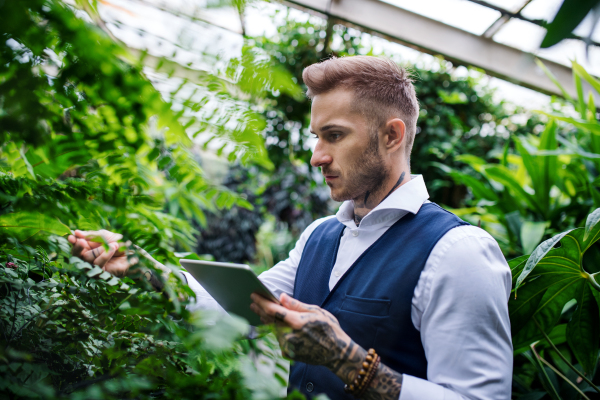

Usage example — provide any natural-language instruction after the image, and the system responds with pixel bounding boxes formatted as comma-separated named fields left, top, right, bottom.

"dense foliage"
left=0, top=0, right=295, bottom=398
left=449, top=63, right=600, bottom=399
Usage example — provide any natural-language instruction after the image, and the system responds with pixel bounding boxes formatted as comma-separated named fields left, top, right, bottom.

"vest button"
left=306, top=382, right=314, bottom=392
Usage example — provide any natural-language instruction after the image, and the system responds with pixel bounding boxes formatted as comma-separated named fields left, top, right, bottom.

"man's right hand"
left=68, top=229, right=137, bottom=277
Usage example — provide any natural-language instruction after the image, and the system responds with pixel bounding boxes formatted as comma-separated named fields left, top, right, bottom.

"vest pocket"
left=339, top=295, right=391, bottom=317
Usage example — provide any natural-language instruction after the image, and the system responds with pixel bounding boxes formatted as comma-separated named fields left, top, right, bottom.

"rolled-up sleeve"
left=401, top=226, right=513, bottom=400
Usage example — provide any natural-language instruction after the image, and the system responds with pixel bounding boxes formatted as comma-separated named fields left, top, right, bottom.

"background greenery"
left=2, top=0, right=600, bottom=399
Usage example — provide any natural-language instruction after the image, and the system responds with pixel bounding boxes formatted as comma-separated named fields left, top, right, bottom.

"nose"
left=310, top=140, right=333, bottom=168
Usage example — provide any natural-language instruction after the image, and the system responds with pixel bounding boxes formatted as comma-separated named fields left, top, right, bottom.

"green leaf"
left=575, top=69, right=586, bottom=119
left=0, top=212, right=71, bottom=241
left=521, top=221, right=547, bottom=255
left=537, top=112, right=600, bottom=135
left=535, top=59, right=572, bottom=100
left=448, top=171, right=498, bottom=201
left=437, top=90, right=468, bottom=104
left=572, top=60, right=600, bottom=95
left=512, top=277, right=581, bottom=349
left=541, top=0, right=599, bottom=48
left=512, top=223, right=600, bottom=353
left=567, top=282, right=600, bottom=373
left=484, top=165, right=541, bottom=214
left=515, top=229, right=574, bottom=290
left=584, top=207, right=600, bottom=241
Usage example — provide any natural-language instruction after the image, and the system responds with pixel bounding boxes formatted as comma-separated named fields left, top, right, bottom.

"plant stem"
left=533, top=345, right=591, bottom=400
left=587, top=273, right=600, bottom=292
left=531, top=343, right=562, bottom=400
left=534, top=318, right=600, bottom=393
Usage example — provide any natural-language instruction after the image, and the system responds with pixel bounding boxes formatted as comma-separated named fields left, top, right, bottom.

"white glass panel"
left=573, top=13, right=600, bottom=43
left=381, top=0, right=501, bottom=35
left=98, top=0, right=243, bottom=69
left=520, top=0, right=563, bottom=21
left=493, top=18, right=546, bottom=52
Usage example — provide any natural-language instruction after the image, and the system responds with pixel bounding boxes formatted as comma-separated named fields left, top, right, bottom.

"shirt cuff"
left=399, top=375, right=466, bottom=400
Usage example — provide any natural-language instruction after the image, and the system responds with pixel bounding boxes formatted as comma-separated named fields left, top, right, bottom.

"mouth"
left=324, top=175, right=338, bottom=183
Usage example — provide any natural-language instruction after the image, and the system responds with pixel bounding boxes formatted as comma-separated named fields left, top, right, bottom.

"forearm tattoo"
left=278, top=302, right=403, bottom=400
left=329, top=341, right=403, bottom=400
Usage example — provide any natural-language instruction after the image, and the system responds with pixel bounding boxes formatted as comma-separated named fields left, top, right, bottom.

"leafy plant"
left=445, top=61, right=600, bottom=258
left=0, top=0, right=295, bottom=398
left=509, top=208, right=600, bottom=399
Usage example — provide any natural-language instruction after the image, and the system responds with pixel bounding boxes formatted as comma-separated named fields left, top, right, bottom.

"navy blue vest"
left=289, top=203, right=468, bottom=398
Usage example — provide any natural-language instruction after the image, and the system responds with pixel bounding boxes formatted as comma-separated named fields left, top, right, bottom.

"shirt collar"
left=336, top=174, right=430, bottom=228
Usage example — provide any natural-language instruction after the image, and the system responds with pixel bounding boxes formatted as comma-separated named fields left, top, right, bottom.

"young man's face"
left=310, top=88, right=389, bottom=202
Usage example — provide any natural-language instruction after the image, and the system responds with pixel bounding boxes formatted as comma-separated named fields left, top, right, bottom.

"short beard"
left=327, top=133, right=389, bottom=202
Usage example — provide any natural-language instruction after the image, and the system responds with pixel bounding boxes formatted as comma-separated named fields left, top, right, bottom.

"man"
left=70, top=56, right=512, bottom=399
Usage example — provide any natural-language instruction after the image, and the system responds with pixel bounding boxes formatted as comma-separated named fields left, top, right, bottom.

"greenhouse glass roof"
left=90, top=0, right=598, bottom=101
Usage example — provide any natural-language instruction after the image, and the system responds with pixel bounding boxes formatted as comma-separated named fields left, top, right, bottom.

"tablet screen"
left=179, top=259, right=279, bottom=326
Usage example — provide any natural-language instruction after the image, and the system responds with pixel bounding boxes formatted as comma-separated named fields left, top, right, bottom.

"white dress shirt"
left=183, top=175, right=513, bottom=400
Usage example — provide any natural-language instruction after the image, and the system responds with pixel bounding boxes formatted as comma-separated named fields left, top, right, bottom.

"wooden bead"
left=359, top=369, right=367, bottom=376
left=349, top=384, right=355, bottom=391
left=368, top=348, right=376, bottom=355
left=365, top=355, right=373, bottom=362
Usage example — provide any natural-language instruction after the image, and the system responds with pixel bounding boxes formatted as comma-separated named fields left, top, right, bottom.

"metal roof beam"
left=283, top=0, right=583, bottom=99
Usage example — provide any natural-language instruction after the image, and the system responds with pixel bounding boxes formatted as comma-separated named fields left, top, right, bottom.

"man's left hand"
left=250, top=293, right=353, bottom=370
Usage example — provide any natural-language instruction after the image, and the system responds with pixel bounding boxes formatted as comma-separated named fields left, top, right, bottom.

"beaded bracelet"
left=356, top=354, right=380, bottom=397
left=344, top=348, right=380, bottom=397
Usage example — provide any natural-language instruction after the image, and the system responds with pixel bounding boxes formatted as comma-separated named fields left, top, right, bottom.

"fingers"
left=280, top=293, right=313, bottom=312
left=74, top=229, right=123, bottom=243
left=94, top=242, right=118, bottom=268
left=251, top=293, right=303, bottom=328
left=250, top=302, right=276, bottom=325
left=71, top=237, right=89, bottom=258
left=104, top=256, right=138, bottom=277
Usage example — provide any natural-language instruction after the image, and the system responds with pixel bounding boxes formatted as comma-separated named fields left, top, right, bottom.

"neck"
left=353, top=170, right=409, bottom=226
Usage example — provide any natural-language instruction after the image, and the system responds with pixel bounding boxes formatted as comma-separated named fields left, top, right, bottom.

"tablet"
left=179, top=259, right=280, bottom=326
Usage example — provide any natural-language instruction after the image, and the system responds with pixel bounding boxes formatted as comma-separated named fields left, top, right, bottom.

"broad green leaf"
left=567, top=282, right=600, bottom=373
left=509, top=255, right=530, bottom=287
left=455, top=154, right=487, bottom=173
left=540, top=0, right=599, bottom=48
left=512, top=224, right=600, bottom=353
left=515, top=125, right=557, bottom=214
left=512, top=276, right=581, bottom=349
left=448, top=171, right=498, bottom=201
left=0, top=212, right=71, bottom=241
left=515, top=229, right=574, bottom=290
left=584, top=207, right=600, bottom=241
left=484, top=165, right=541, bottom=214
left=520, top=221, right=546, bottom=255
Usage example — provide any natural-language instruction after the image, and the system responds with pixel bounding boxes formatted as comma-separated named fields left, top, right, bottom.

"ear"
left=384, top=118, right=405, bottom=154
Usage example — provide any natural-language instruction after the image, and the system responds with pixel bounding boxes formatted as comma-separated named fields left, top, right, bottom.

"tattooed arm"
left=250, top=293, right=402, bottom=399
